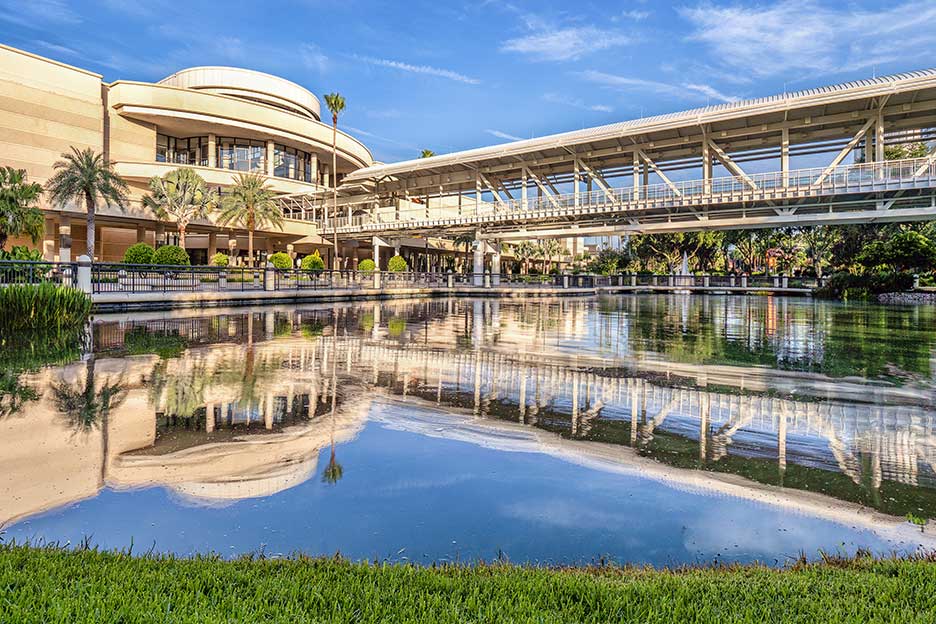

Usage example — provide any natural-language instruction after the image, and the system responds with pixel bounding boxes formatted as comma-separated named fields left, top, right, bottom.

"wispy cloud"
left=543, top=92, right=613, bottom=113
left=614, top=9, right=651, bottom=21
left=581, top=70, right=739, bottom=104
left=501, top=26, right=631, bottom=62
left=0, top=0, right=81, bottom=28
left=344, top=125, right=418, bottom=151
left=484, top=129, right=524, bottom=142
left=354, top=55, right=480, bottom=84
left=680, top=0, right=936, bottom=79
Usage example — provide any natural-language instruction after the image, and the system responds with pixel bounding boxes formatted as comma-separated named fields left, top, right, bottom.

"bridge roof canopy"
left=344, top=68, right=936, bottom=191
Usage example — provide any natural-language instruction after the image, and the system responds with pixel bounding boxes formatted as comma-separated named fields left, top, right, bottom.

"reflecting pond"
left=2, top=295, right=936, bottom=567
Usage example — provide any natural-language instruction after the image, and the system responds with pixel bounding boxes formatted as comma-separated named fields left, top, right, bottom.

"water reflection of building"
left=0, top=336, right=370, bottom=525
left=6, top=296, right=936, bottom=528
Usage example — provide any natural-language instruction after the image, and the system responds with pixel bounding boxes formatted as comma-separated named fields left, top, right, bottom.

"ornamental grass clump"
left=0, top=283, right=90, bottom=333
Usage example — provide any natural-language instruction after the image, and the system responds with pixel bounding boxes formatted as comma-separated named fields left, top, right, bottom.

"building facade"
left=0, top=44, right=372, bottom=263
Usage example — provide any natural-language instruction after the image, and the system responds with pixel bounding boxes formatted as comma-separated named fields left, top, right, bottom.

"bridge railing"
left=303, top=156, right=936, bottom=233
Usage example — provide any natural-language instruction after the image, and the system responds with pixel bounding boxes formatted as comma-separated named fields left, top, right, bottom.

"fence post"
left=730, top=276, right=736, bottom=287
left=76, top=255, right=92, bottom=294
left=741, top=276, right=748, bottom=288
left=447, top=270, right=454, bottom=289
left=264, top=262, right=276, bottom=291
left=373, top=269, right=381, bottom=289
left=484, top=271, right=491, bottom=288
left=773, top=276, right=780, bottom=288
left=703, top=275, right=710, bottom=288
left=630, top=274, right=637, bottom=287
left=914, top=273, right=920, bottom=289
left=219, top=270, right=227, bottom=290
left=563, top=274, right=569, bottom=289
left=667, top=275, right=674, bottom=287
left=782, top=276, right=789, bottom=289
left=63, top=264, right=74, bottom=288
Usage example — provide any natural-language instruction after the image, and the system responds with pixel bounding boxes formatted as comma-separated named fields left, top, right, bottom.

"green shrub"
left=152, top=245, right=190, bottom=266
left=387, top=255, right=408, bottom=272
left=814, top=271, right=915, bottom=300
left=0, top=283, right=91, bottom=333
left=0, top=245, right=43, bottom=261
left=209, top=252, right=229, bottom=267
left=300, top=251, right=325, bottom=273
left=357, top=259, right=376, bottom=273
left=387, top=316, right=406, bottom=337
left=268, top=252, right=293, bottom=270
left=122, top=243, right=154, bottom=264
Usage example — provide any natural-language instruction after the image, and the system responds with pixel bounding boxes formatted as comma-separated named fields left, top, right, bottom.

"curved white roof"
left=346, top=68, right=936, bottom=182
left=159, top=66, right=322, bottom=120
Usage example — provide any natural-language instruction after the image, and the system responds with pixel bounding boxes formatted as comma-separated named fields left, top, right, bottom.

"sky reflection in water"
left=2, top=295, right=935, bottom=566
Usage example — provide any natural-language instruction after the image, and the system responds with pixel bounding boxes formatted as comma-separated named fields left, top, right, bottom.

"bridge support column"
left=491, top=251, right=501, bottom=286
left=473, top=242, right=485, bottom=286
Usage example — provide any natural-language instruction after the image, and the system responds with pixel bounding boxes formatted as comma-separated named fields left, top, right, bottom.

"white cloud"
left=484, top=129, right=524, bottom=141
left=354, top=55, right=480, bottom=85
left=581, top=70, right=739, bottom=104
left=680, top=0, right=936, bottom=78
left=299, top=44, right=329, bottom=73
left=616, top=9, right=651, bottom=21
left=501, top=26, right=631, bottom=61
left=0, top=0, right=81, bottom=28
left=542, top=92, right=613, bottom=113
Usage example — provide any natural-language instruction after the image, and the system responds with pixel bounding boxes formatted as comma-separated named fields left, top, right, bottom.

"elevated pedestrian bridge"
left=288, top=156, right=936, bottom=239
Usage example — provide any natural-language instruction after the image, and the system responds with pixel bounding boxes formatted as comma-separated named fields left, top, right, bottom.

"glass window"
left=155, top=134, right=208, bottom=166
left=218, top=137, right=266, bottom=173
left=273, top=144, right=314, bottom=183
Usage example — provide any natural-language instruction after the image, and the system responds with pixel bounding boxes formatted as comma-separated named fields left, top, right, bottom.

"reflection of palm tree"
left=0, top=369, right=39, bottom=419
left=149, top=357, right=208, bottom=419
left=322, top=320, right=344, bottom=484
left=52, top=356, right=126, bottom=484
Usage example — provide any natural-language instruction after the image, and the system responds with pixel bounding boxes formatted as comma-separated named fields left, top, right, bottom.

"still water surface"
left=2, top=295, right=936, bottom=567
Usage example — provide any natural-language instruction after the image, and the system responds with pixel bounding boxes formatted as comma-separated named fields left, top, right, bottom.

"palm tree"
left=324, top=92, right=346, bottom=269
left=0, top=166, right=43, bottom=252
left=46, top=147, right=128, bottom=260
left=513, top=240, right=537, bottom=275
left=322, top=325, right=343, bottom=484
left=420, top=149, right=436, bottom=159
left=215, top=172, right=283, bottom=267
left=453, top=232, right=474, bottom=274
left=143, top=168, right=216, bottom=249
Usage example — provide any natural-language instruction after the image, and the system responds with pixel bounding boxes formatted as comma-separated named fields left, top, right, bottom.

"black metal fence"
left=0, top=260, right=821, bottom=294
left=90, top=263, right=264, bottom=293
left=0, top=260, right=77, bottom=286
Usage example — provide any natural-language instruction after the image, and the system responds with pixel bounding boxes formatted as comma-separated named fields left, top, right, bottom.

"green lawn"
left=2, top=546, right=936, bottom=623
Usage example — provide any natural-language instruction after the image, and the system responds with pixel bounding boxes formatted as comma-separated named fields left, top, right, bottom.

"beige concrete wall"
left=0, top=45, right=103, bottom=198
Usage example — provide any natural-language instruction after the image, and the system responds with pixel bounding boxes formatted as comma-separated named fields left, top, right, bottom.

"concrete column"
left=780, top=127, right=790, bottom=188
left=633, top=152, right=641, bottom=201
left=76, top=255, right=92, bottom=293
left=207, top=134, right=216, bottom=168
left=266, top=140, right=275, bottom=177
left=702, top=137, right=712, bottom=195
left=521, top=168, right=528, bottom=208
left=473, top=242, right=485, bottom=287
left=372, top=236, right=382, bottom=267
left=474, top=170, right=481, bottom=215
left=875, top=108, right=885, bottom=163
left=310, top=153, right=318, bottom=185
left=42, top=218, right=56, bottom=261
left=59, top=218, right=72, bottom=263
left=208, top=232, right=217, bottom=257
left=491, top=251, right=501, bottom=286
left=573, top=161, right=580, bottom=208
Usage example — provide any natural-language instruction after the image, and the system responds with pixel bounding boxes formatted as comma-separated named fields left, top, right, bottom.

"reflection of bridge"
left=278, top=69, right=936, bottom=245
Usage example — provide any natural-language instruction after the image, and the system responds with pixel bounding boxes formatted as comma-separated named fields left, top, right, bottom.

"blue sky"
left=2, top=0, right=936, bottom=163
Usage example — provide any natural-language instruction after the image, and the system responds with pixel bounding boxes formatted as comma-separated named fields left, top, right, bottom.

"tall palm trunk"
left=85, top=190, right=96, bottom=260
left=332, top=116, right=339, bottom=270
left=247, top=211, right=255, bottom=268
left=178, top=225, right=186, bottom=249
